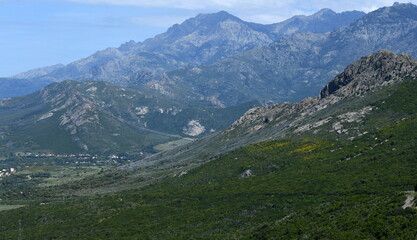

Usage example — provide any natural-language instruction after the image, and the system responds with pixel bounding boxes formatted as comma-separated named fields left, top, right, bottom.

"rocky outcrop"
left=182, top=120, right=206, bottom=136
left=229, top=50, right=417, bottom=135
left=320, top=50, right=417, bottom=98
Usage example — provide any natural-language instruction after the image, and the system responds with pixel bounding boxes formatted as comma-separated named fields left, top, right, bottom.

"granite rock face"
left=320, top=50, right=417, bottom=98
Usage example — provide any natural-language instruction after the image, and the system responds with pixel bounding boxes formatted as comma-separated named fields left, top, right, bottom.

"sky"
left=1, top=0, right=416, bottom=77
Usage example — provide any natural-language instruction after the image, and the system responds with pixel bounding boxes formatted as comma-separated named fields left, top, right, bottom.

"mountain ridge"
left=4, top=9, right=364, bottom=96
left=160, top=3, right=417, bottom=106
left=0, top=80, right=259, bottom=155
left=319, top=49, right=417, bottom=98
left=123, top=50, right=417, bottom=172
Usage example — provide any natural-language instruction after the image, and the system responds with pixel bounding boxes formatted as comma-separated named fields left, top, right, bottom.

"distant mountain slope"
left=0, top=78, right=52, bottom=99
left=11, top=64, right=64, bottom=79
left=12, top=9, right=363, bottom=87
left=124, top=50, right=417, bottom=172
left=0, top=65, right=62, bottom=99
left=267, top=8, right=364, bottom=37
left=0, top=81, right=259, bottom=155
left=162, top=3, right=417, bottom=106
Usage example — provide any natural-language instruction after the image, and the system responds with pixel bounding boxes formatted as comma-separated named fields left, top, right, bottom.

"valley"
left=0, top=80, right=259, bottom=156
left=1, top=48, right=416, bottom=239
left=1, top=81, right=416, bottom=238
left=0, top=2, right=417, bottom=239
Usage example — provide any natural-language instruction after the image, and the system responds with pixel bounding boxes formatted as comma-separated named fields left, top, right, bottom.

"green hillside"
left=0, top=80, right=259, bottom=155
left=0, top=64, right=416, bottom=239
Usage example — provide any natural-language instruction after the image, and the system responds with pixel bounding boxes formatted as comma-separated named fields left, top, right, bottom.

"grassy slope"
left=0, top=80, right=416, bottom=239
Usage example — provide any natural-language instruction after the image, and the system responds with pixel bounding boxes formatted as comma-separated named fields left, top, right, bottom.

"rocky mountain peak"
left=194, top=11, right=238, bottom=23
left=118, top=40, right=137, bottom=52
left=320, top=50, right=417, bottom=99
left=312, top=8, right=336, bottom=18
left=363, top=2, right=417, bottom=22
left=268, top=8, right=364, bottom=38
left=162, top=10, right=242, bottom=37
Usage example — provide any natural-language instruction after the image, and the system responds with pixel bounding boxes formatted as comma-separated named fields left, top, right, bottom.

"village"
left=0, top=152, right=138, bottom=181
left=0, top=167, right=16, bottom=178
left=13, top=152, right=127, bottom=160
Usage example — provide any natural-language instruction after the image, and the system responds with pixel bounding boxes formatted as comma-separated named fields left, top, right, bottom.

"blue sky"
left=1, top=0, right=416, bottom=77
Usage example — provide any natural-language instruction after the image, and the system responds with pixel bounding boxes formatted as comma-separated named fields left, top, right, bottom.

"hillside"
left=123, top=50, right=417, bottom=178
left=0, top=80, right=258, bottom=155
left=0, top=50, right=416, bottom=239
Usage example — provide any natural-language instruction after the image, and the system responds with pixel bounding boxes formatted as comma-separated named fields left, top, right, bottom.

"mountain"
left=135, top=9, right=364, bottom=66
left=267, top=8, right=364, bottom=37
left=0, top=65, right=62, bottom=99
left=2, top=51, right=417, bottom=239
left=9, top=9, right=364, bottom=89
left=0, top=80, right=259, bottom=155
left=0, top=77, right=52, bottom=99
left=11, top=64, right=64, bottom=79
left=124, top=50, right=417, bottom=172
left=159, top=3, right=417, bottom=106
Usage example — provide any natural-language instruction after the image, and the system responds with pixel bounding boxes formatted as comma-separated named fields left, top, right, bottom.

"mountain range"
left=162, top=3, right=417, bottom=106
left=1, top=48, right=417, bottom=238
left=1, top=3, right=417, bottom=238
left=13, top=3, right=416, bottom=108
left=1, top=3, right=417, bottom=156
left=1, top=9, right=364, bottom=99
